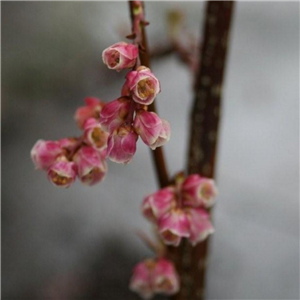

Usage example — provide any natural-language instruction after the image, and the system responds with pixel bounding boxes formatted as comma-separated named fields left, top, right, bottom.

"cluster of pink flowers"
left=31, top=98, right=108, bottom=187
left=101, top=42, right=171, bottom=163
left=142, top=174, right=217, bottom=246
left=130, top=257, right=179, bottom=299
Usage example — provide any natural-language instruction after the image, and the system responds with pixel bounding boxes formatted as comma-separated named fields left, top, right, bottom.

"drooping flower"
left=31, top=140, right=63, bottom=170
left=133, top=110, right=162, bottom=147
left=142, top=187, right=176, bottom=222
left=182, top=174, right=217, bottom=208
left=152, top=258, right=180, bottom=296
left=74, top=97, right=104, bottom=129
left=83, top=118, right=109, bottom=150
left=158, top=208, right=190, bottom=246
left=73, top=146, right=107, bottom=186
left=186, top=208, right=214, bottom=246
left=99, top=97, right=132, bottom=133
left=129, top=259, right=153, bottom=300
left=147, top=119, right=171, bottom=150
left=125, top=66, right=161, bottom=105
left=129, top=258, right=179, bottom=299
left=107, top=125, right=138, bottom=164
left=47, top=160, right=77, bottom=188
left=102, top=42, right=138, bottom=71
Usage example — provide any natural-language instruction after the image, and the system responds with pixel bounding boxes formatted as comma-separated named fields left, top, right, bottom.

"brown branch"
left=128, top=1, right=169, bottom=188
left=170, top=2, right=235, bottom=300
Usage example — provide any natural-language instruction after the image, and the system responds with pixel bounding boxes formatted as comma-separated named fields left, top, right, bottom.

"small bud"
left=149, top=119, right=171, bottom=150
left=133, top=111, right=162, bottom=147
left=47, top=160, right=77, bottom=188
left=186, top=208, right=214, bottom=246
left=102, top=42, right=138, bottom=71
left=182, top=174, right=217, bottom=208
left=99, top=97, right=131, bottom=133
left=31, top=140, right=63, bottom=170
left=125, top=66, right=161, bottom=105
left=74, top=97, right=104, bottom=129
left=142, top=187, right=176, bottom=222
left=152, top=258, right=180, bottom=296
left=73, top=146, right=107, bottom=186
left=83, top=118, right=109, bottom=150
left=158, top=208, right=190, bottom=247
left=107, top=126, right=138, bottom=164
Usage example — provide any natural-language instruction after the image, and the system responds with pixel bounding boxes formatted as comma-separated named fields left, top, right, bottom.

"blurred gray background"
left=2, top=2, right=299, bottom=299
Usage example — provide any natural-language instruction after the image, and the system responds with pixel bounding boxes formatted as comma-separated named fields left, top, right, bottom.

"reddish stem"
left=128, top=1, right=169, bottom=188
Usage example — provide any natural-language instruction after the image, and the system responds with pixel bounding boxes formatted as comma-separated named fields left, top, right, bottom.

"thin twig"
left=128, top=1, right=169, bottom=188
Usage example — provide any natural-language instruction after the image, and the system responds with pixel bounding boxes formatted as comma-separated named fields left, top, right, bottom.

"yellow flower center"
left=137, top=78, right=155, bottom=98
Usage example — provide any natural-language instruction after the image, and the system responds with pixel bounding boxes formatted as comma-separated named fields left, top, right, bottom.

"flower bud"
left=73, top=146, right=107, bottom=186
left=142, top=187, right=176, bottom=222
left=31, top=140, right=63, bottom=170
left=102, top=42, right=138, bottom=71
left=186, top=208, right=214, bottom=246
left=107, top=125, right=138, bottom=164
left=182, top=174, right=217, bottom=208
left=83, top=118, right=109, bottom=150
left=129, top=259, right=153, bottom=300
left=47, top=160, right=77, bottom=188
left=148, top=119, right=171, bottom=150
left=133, top=111, right=162, bottom=147
left=158, top=208, right=190, bottom=247
left=152, top=258, right=180, bottom=296
left=99, top=97, right=131, bottom=133
left=74, top=97, right=104, bottom=129
left=125, top=66, right=161, bottom=105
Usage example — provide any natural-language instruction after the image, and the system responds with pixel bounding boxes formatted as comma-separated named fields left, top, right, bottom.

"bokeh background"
left=2, top=1, right=299, bottom=299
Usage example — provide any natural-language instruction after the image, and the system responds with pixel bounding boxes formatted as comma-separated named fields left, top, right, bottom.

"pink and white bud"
left=129, top=259, right=154, bottom=300
left=59, top=138, right=79, bottom=152
left=47, top=160, right=77, bottom=188
left=148, top=119, right=171, bottom=150
left=152, top=258, right=180, bottom=296
left=83, top=118, right=109, bottom=150
left=99, top=97, right=132, bottom=133
left=74, top=97, right=104, bottom=129
left=102, top=42, right=138, bottom=71
left=125, top=66, right=161, bottom=105
left=158, top=208, right=190, bottom=247
left=107, top=125, right=138, bottom=164
left=133, top=110, right=163, bottom=147
left=182, top=174, right=217, bottom=208
left=142, top=187, right=176, bottom=222
left=186, top=208, right=214, bottom=246
left=31, top=140, right=63, bottom=170
left=73, top=146, right=107, bottom=186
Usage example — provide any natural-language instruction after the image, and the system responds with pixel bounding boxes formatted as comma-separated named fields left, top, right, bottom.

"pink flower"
left=99, top=97, right=132, bottom=133
left=47, top=160, right=77, bottom=188
left=125, top=66, right=161, bottom=105
left=158, top=208, right=190, bottom=246
left=152, top=258, right=180, bottom=296
left=73, top=146, right=107, bottom=186
left=133, top=110, right=163, bottom=148
left=149, top=119, right=171, bottom=150
left=102, top=42, right=138, bottom=71
left=83, top=118, right=109, bottom=150
left=107, top=125, right=138, bottom=164
left=142, top=187, right=176, bottom=222
left=129, top=259, right=153, bottom=300
left=182, top=174, right=217, bottom=208
left=186, top=208, right=214, bottom=246
left=74, top=97, right=104, bottom=129
left=130, top=258, right=179, bottom=299
left=31, top=140, right=63, bottom=170
left=58, top=138, right=79, bottom=152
